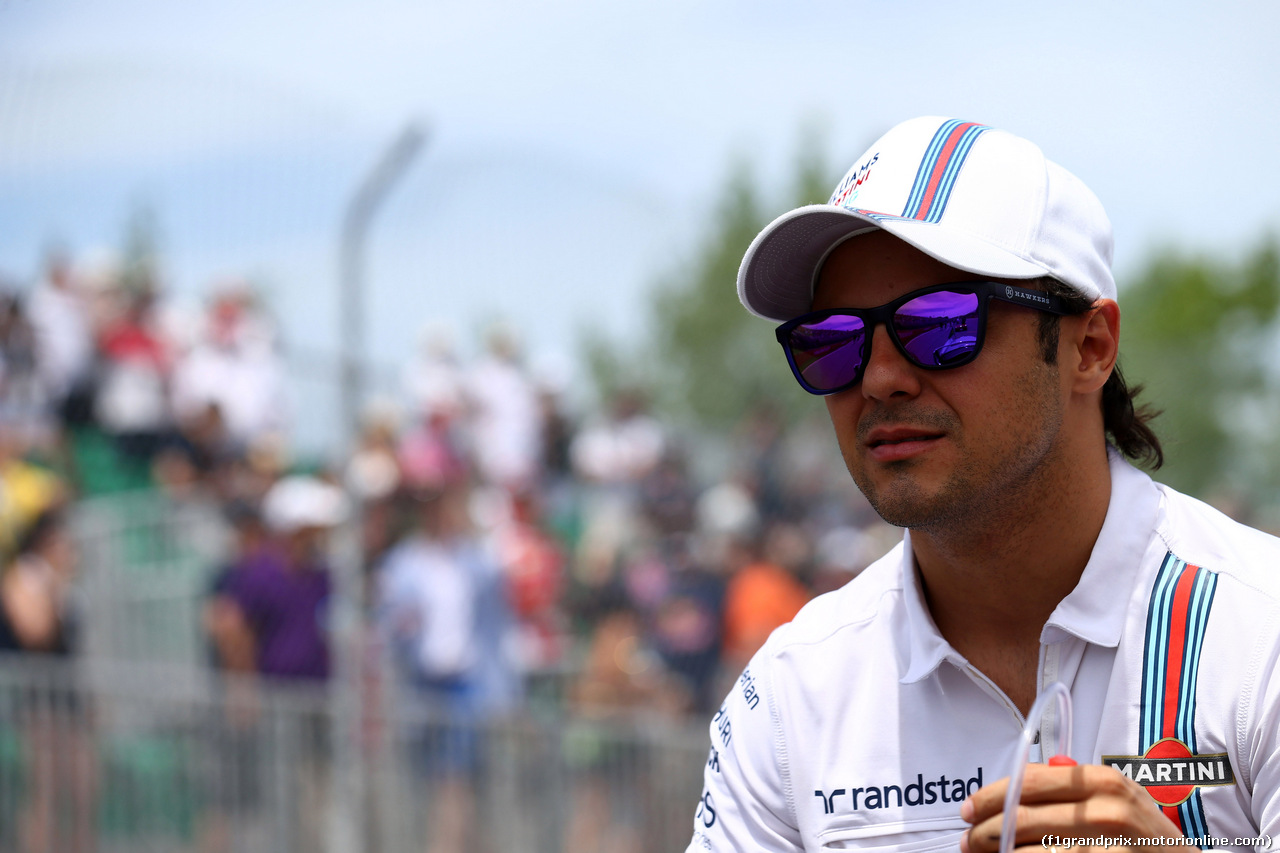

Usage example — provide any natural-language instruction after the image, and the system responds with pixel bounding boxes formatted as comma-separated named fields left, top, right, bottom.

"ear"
left=1066, top=299, right=1119, bottom=395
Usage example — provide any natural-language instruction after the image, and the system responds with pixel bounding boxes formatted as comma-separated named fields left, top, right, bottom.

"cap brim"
left=738, top=205, right=1053, bottom=322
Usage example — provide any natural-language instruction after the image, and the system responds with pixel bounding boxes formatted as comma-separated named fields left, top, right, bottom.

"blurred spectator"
left=171, top=282, right=289, bottom=451
left=398, top=409, right=469, bottom=497
left=94, top=290, right=174, bottom=462
left=537, top=384, right=575, bottom=487
left=166, top=402, right=238, bottom=496
left=205, top=500, right=270, bottom=672
left=0, top=508, right=96, bottom=853
left=650, top=539, right=725, bottom=716
left=26, top=250, right=93, bottom=427
left=639, top=449, right=697, bottom=537
left=402, top=324, right=466, bottom=425
left=565, top=592, right=685, bottom=853
left=570, top=389, right=664, bottom=489
left=695, top=477, right=759, bottom=544
left=737, top=403, right=789, bottom=521
left=467, top=324, right=543, bottom=489
left=346, top=403, right=404, bottom=566
left=493, top=488, right=567, bottom=671
left=377, top=479, right=520, bottom=853
left=220, top=475, right=348, bottom=681
left=720, top=526, right=811, bottom=671
left=0, top=292, right=44, bottom=441
left=570, top=390, right=667, bottom=591
left=346, top=405, right=401, bottom=504
left=0, top=508, right=77, bottom=654
left=215, top=475, right=346, bottom=852
left=200, top=500, right=269, bottom=853
left=0, top=430, right=65, bottom=557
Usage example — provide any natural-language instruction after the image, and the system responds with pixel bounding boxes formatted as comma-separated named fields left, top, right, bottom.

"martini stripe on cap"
left=914, top=122, right=988, bottom=222
left=924, top=124, right=990, bottom=224
left=902, top=119, right=963, bottom=218
left=902, top=120, right=989, bottom=222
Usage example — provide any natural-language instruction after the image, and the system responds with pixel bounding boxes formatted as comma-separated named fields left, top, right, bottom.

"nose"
left=860, top=323, right=922, bottom=402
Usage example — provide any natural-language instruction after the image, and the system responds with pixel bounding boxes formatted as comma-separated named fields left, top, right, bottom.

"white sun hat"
left=262, top=475, right=350, bottom=533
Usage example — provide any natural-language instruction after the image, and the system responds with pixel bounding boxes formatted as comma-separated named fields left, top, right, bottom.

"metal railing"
left=0, top=491, right=711, bottom=852
left=0, top=654, right=707, bottom=853
left=71, top=490, right=229, bottom=672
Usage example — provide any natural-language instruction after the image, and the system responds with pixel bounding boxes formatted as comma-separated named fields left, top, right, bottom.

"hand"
left=959, top=763, right=1184, bottom=853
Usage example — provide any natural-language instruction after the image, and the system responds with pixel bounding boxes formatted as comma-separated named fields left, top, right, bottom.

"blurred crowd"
left=0, top=246, right=915, bottom=852
left=0, top=246, right=905, bottom=719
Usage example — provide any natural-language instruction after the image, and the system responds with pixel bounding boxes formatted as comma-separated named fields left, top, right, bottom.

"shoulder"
left=1154, top=482, right=1280, bottom=603
left=757, top=540, right=907, bottom=669
left=380, top=536, right=440, bottom=571
left=224, top=550, right=286, bottom=595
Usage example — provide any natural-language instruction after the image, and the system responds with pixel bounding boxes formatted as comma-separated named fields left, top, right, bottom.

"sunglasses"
left=775, top=281, right=1070, bottom=395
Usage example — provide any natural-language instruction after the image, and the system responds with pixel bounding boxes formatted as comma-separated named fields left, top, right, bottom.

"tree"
left=585, top=134, right=838, bottom=431
left=120, top=201, right=163, bottom=296
left=1120, top=235, right=1280, bottom=504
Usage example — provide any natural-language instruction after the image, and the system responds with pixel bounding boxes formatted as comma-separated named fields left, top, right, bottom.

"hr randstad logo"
left=814, top=768, right=984, bottom=815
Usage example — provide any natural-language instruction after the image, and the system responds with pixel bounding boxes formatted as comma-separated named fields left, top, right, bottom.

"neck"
left=912, top=443, right=1113, bottom=651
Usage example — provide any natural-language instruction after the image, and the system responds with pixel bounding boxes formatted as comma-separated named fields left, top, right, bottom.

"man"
left=214, top=474, right=348, bottom=852
left=220, top=474, right=348, bottom=682
left=687, top=117, right=1280, bottom=853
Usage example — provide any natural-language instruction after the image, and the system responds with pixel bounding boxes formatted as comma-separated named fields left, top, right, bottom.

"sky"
left=1, top=0, right=1277, bottom=450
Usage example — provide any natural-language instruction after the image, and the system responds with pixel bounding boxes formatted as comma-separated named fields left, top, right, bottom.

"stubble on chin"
left=849, top=454, right=974, bottom=531
left=845, top=408, right=966, bottom=530
left=845, top=362, right=1064, bottom=535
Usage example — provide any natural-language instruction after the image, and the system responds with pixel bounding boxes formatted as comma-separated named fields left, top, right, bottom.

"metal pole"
left=340, top=122, right=427, bottom=449
left=333, top=122, right=426, bottom=853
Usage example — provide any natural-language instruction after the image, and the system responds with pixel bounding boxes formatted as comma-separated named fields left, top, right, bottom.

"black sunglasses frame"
left=775, top=281, right=1071, bottom=396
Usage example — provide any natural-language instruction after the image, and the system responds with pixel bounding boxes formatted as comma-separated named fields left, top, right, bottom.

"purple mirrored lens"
left=788, top=314, right=867, bottom=390
left=895, top=291, right=980, bottom=367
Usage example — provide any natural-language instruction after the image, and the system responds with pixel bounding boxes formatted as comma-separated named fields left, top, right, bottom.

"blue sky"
left=1, top=0, right=1277, bottom=448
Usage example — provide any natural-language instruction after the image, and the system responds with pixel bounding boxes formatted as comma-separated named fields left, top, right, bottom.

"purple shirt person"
left=221, top=476, right=349, bottom=681
left=224, top=546, right=331, bottom=680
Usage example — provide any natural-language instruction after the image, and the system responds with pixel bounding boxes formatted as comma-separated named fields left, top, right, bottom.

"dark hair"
left=1035, top=279, right=1164, bottom=469
left=17, top=507, right=65, bottom=557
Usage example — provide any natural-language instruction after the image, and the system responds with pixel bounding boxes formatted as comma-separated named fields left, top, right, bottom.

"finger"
left=964, top=804, right=1055, bottom=853
left=964, top=795, right=1179, bottom=853
left=964, top=765, right=1124, bottom=824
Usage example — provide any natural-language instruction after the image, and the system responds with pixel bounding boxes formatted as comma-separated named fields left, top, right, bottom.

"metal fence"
left=72, top=490, right=229, bottom=672
left=0, top=491, right=709, bottom=852
left=0, top=654, right=707, bottom=853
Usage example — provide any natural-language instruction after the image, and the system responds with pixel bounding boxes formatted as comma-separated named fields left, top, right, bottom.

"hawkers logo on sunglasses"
left=775, top=281, right=1068, bottom=395
left=1005, top=285, right=1052, bottom=307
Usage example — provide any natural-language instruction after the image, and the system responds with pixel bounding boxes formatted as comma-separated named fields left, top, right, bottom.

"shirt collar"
left=898, top=449, right=1161, bottom=684
left=899, top=528, right=956, bottom=684
left=1041, top=449, right=1159, bottom=647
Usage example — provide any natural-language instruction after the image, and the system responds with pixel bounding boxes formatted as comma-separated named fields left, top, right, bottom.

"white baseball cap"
left=738, top=116, right=1116, bottom=322
left=262, top=475, right=350, bottom=533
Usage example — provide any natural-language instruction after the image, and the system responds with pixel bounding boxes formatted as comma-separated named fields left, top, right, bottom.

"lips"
left=864, top=427, right=946, bottom=462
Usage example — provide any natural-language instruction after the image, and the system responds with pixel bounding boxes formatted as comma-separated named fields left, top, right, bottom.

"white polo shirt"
left=688, top=452, right=1280, bottom=852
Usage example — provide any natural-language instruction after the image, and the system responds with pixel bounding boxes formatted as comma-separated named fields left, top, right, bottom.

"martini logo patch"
left=1103, top=738, right=1234, bottom=807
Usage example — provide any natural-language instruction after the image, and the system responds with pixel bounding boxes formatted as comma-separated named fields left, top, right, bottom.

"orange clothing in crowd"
left=722, top=562, right=810, bottom=666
